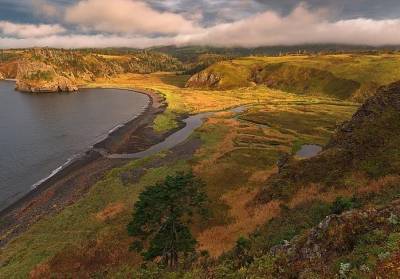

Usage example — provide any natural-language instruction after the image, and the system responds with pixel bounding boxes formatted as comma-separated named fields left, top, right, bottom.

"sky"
left=1, top=0, right=400, bottom=48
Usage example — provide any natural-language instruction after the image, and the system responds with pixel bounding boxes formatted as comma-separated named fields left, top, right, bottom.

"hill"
left=0, top=48, right=183, bottom=92
left=151, top=45, right=400, bottom=62
left=186, top=54, right=400, bottom=102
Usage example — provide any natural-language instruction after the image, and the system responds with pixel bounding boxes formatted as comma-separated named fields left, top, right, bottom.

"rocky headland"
left=15, top=61, right=78, bottom=93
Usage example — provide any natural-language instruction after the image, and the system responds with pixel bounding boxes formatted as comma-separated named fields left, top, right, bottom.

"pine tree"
left=127, top=172, right=208, bottom=269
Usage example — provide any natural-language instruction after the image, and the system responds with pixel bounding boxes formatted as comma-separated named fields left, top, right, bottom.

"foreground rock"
left=15, top=61, right=78, bottom=93
left=271, top=200, right=400, bottom=277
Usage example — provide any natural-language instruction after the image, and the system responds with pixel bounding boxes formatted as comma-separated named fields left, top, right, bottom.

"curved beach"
left=0, top=87, right=174, bottom=247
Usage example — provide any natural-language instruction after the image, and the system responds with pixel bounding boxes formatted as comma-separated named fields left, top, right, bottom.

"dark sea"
left=0, top=81, right=149, bottom=210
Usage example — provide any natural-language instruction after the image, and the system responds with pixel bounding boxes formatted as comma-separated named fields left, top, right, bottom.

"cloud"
left=172, top=4, right=400, bottom=47
left=65, top=0, right=200, bottom=35
left=0, top=21, right=66, bottom=38
left=0, top=34, right=172, bottom=48
left=3, top=3, right=400, bottom=48
left=31, top=0, right=60, bottom=18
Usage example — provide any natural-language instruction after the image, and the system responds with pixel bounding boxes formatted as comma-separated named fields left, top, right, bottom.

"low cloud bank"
left=0, top=21, right=65, bottom=39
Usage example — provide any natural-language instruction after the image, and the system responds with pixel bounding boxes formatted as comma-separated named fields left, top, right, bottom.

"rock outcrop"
left=15, top=61, right=78, bottom=93
left=271, top=200, right=400, bottom=277
left=16, top=77, right=78, bottom=93
left=185, top=71, right=221, bottom=88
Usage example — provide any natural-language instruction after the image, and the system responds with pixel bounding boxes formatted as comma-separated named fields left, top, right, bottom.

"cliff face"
left=15, top=61, right=78, bottom=93
left=15, top=76, right=78, bottom=93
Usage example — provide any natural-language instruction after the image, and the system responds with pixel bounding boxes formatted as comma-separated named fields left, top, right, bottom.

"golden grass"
left=288, top=184, right=353, bottom=208
left=95, top=203, right=126, bottom=222
left=88, top=72, right=351, bottom=115
left=248, top=169, right=277, bottom=185
left=197, top=187, right=281, bottom=257
left=193, top=118, right=240, bottom=174
left=288, top=175, right=400, bottom=209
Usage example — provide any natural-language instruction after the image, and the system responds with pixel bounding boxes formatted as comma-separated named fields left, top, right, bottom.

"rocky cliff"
left=15, top=61, right=78, bottom=93
left=185, top=71, right=221, bottom=88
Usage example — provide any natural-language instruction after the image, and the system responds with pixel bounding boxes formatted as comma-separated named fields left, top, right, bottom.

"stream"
left=96, top=106, right=247, bottom=159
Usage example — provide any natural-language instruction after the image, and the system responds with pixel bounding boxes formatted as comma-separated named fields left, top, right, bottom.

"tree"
left=127, top=171, right=208, bottom=269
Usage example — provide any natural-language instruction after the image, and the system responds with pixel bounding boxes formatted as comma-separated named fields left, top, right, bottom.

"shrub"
left=330, top=196, right=360, bottom=215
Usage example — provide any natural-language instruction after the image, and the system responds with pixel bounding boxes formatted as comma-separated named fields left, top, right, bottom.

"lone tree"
left=127, top=171, right=208, bottom=269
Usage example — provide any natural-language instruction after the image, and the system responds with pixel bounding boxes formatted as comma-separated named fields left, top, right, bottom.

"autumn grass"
left=189, top=99, right=356, bottom=257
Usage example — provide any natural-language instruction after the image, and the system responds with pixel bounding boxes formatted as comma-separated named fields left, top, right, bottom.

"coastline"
left=0, top=85, right=177, bottom=248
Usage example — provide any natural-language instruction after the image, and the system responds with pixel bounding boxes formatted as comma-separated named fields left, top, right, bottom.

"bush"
left=330, top=196, right=360, bottom=215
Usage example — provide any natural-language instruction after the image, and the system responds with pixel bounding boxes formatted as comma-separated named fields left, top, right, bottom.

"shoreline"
left=0, top=85, right=174, bottom=247
left=0, top=86, right=154, bottom=213
left=0, top=87, right=152, bottom=212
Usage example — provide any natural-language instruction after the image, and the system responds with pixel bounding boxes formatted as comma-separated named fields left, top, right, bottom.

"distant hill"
left=151, top=44, right=400, bottom=62
left=186, top=54, right=400, bottom=102
left=0, top=48, right=183, bottom=92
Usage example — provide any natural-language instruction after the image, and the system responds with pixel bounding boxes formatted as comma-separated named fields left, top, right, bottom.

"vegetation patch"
left=153, top=111, right=179, bottom=133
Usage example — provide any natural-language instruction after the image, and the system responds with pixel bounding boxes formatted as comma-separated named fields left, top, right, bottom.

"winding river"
left=96, top=106, right=248, bottom=159
left=0, top=81, right=149, bottom=210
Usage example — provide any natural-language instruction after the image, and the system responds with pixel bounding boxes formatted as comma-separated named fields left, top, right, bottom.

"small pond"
left=296, top=144, right=322, bottom=159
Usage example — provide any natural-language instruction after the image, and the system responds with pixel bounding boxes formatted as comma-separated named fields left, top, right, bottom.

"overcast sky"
left=1, top=0, right=400, bottom=48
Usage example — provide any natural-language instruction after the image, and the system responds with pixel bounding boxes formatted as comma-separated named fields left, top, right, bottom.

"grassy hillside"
left=186, top=54, right=400, bottom=102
